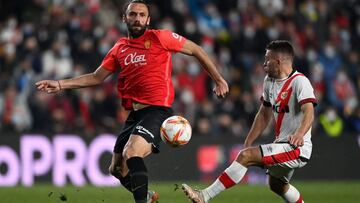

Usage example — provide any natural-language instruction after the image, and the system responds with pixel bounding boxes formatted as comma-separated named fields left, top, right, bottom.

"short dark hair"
left=266, top=40, right=295, bottom=60
left=122, top=0, right=150, bottom=16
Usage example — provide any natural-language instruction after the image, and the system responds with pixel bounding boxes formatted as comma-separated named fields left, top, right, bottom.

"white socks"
left=200, top=161, right=304, bottom=203
left=282, top=184, right=304, bottom=203
left=202, top=161, right=247, bottom=201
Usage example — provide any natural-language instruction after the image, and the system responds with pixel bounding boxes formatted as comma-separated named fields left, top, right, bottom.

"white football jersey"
left=262, top=70, right=316, bottom=159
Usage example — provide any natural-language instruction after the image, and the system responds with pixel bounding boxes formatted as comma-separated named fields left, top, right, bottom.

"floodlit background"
left=0, top=0, right=360, bottom=202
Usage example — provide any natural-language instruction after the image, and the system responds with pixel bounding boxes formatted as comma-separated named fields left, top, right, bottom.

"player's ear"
left=122, top=14, right=126, bottom=23
left=146, top=17, right=151, bottom=26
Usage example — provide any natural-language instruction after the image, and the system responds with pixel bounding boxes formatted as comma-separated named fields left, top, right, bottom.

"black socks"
left=119, top=173, right=132, bottom=192
left=126, top=157, right=148, bottom=203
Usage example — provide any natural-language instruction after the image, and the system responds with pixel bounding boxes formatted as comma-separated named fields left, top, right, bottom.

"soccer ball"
left=160, top=116, right=192, bottom=147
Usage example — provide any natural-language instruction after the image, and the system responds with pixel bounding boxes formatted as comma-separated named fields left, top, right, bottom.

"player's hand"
left=288, top=133, right=304, bottom=147
left=213, top=78, right=229, bottom=99
left=35, top=80, right=62, bottom=94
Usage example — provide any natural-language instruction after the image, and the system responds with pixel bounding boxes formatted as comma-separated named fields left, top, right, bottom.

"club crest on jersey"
left=144, top=40, right=151, bottom=49
left=281, top=91, right=288, bottom=100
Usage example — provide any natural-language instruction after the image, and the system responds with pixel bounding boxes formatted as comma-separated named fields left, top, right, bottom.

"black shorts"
left=113, top=106, right=173, bottom=154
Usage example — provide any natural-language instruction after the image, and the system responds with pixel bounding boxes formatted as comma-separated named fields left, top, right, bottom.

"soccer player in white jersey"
left=182, top=40, right=317, bottom=203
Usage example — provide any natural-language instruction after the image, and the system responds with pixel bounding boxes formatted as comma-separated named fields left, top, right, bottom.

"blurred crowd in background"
left=0, top=0, right=360, bottom=139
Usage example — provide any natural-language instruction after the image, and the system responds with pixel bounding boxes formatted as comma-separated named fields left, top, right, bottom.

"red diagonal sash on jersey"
left=274, top=73, right=303, bottom=138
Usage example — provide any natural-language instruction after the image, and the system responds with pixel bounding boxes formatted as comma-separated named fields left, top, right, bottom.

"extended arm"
left=35, top=66, right=112, bottom=93
left=288, top=102, right=314, bottom=146
left=180, top=39, right=229, bottom=98
left=244, top=104, right=273, bottom=148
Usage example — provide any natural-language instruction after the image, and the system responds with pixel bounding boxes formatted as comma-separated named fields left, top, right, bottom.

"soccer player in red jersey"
left=182, top=41, right=316, bottom=203
left=36, top=1, right=229, bottom=202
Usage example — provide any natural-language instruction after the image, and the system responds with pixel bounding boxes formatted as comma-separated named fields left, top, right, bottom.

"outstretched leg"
left=183, top=146, right=263, bottom=202
left=269, top=176, right=304, bottom=203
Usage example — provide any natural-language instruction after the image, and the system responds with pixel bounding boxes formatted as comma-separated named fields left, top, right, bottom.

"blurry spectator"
left=13, top=59, right=34, bottom=94
left=230, top=119, right=248, bottom=137
left=299, top=0, right=318, bottom=24
left=314, top=0, right=330, bottom=46
left=195, top=117, right=214, bottom=137
left=302, top=24, right=318, bottom=50
left=42, top=39, right=73, bottom=79
left=0, top=84, right=32, bottom=132
left=188, top=1, right=226, bottom=38
left=158, top=17, right=176, bottom=31
left=217, top=113, right=233, bottom=136
left=319, top=107, right=344, bottom=138
left=309, top=62, right=325, bottom=112
left=194, top=99, right=217, bottom=136
left=183, top=17, right=202, bottom=42
left=344, top=50, right=360, bottom=92
left=329, top=69, right=358, bottom=115
left=319, top=41, right=343, bottom=83
left=18, top=36, right=42, bottom=74
left=89, top=87, right=117, bottom=133
left=250, top=62, right=266, bottom=103
left=76, top=88, right=95, bottom=135
left=47, top=92, right=76, bottom=133
left=227, top=9, right=241, bottom=37
left=28, top=91, right=52, bottom=132
left=73, top=38, right=100, bottom=72
left=257, top=0, right=284, bottom=18
left=239, top=91, right=257, bottom=121
left=176, top=60, right=208, bottom=102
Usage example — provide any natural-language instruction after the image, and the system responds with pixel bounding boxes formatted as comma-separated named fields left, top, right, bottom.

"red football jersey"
left=100, top=29, right=186, bottom=110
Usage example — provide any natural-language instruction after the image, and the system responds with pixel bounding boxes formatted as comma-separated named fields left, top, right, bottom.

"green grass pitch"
left=0, top=181, right=359, bottom=203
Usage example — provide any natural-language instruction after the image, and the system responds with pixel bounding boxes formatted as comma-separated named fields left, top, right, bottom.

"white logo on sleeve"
left=136, top=126, right=154, bottom=138
left=121, top=47, right=129, bottom=53
left=172, top=33, right=182, bottom=41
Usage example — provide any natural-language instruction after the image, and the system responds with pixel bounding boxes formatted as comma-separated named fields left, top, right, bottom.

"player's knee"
left=122, top=146, right=138, bottom=161
left=236, top=149, right=252, bottom=166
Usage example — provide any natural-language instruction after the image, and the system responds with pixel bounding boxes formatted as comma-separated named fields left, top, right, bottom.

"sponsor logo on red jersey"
left=124, top=52, right=147, bottom=66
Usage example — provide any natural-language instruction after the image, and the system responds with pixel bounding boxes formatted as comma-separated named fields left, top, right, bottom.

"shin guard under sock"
left=119, top=173, right=132, bottom=192
left=126, top=157, right=148, bottom=203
